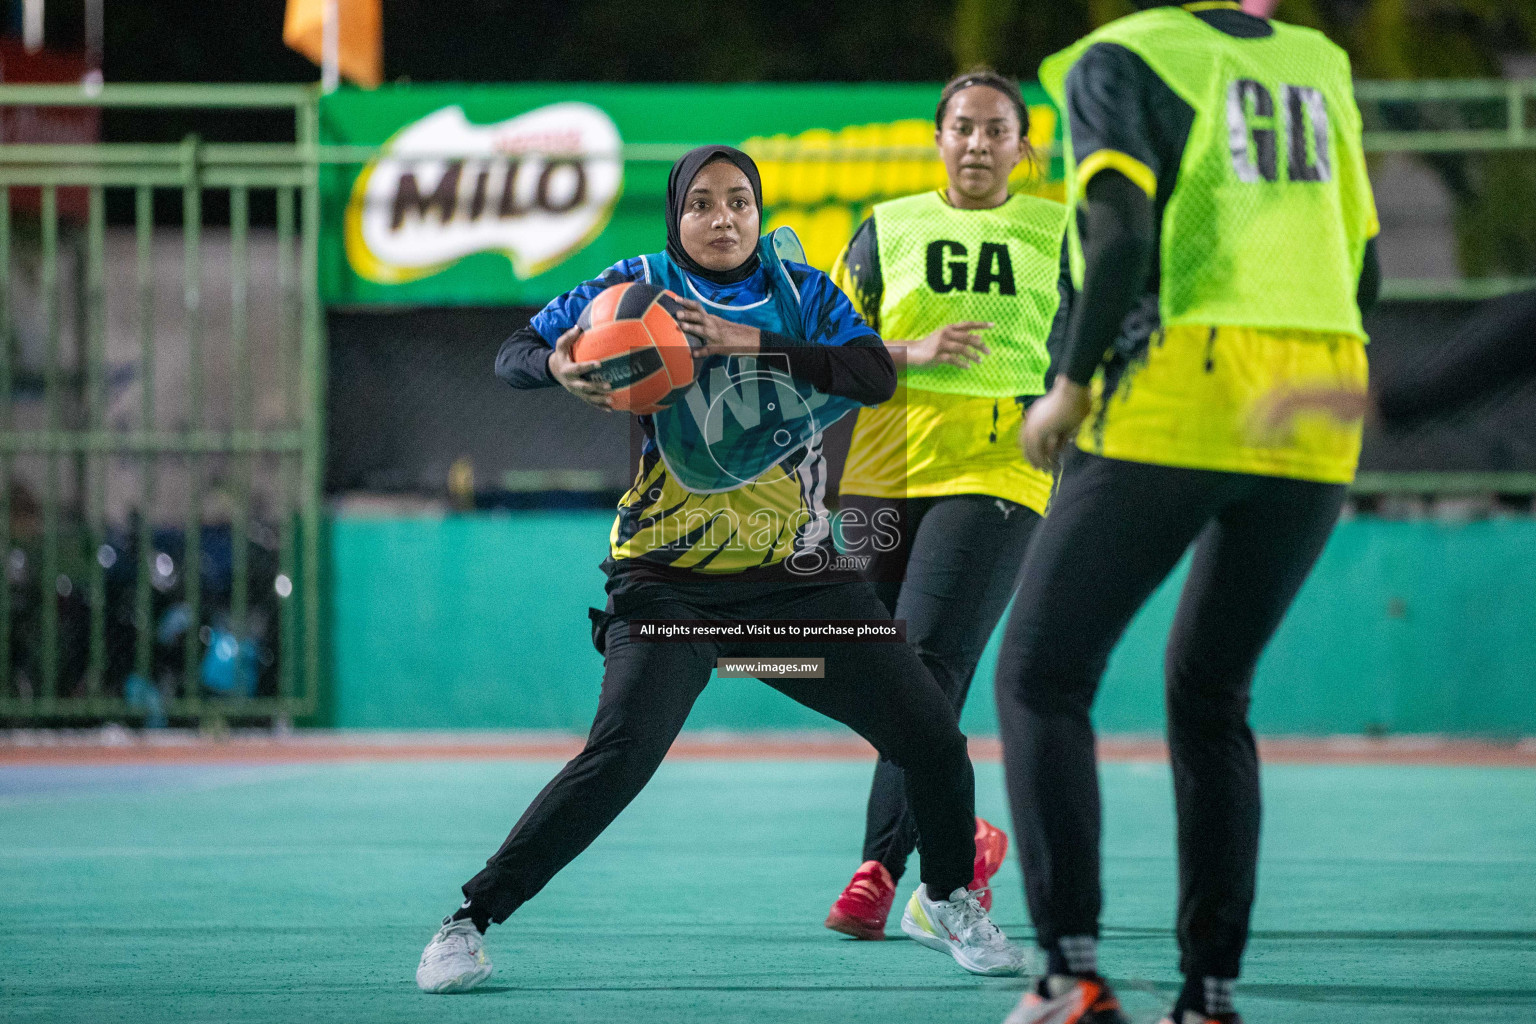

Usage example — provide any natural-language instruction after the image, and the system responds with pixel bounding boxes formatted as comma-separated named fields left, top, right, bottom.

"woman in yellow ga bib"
left=823, top=69, right=1071, bottom=940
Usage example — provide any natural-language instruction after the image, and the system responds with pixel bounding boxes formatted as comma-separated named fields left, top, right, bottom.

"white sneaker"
left=900, top=885, right=1026, bottom=976
left=416, top=916, right=493, bottom=993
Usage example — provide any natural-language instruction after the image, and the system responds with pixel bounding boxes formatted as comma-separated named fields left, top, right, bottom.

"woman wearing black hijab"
left=416, top=147, right=1023, bottom=992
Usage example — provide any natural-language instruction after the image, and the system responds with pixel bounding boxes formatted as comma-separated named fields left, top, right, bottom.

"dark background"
left=15, top=0, right=1528, bottom=137
left=11, top=0, right=1532, bottom=491
left=323, top=301, right=1536, bottom=498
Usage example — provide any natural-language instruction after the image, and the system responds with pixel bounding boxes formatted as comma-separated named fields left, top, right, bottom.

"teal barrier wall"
left=329, top=512, right=1536, bottom=736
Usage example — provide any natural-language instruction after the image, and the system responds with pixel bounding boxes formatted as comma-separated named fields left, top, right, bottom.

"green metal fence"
left=0, top=84, right=323, bottom=725
left=0, top=78, right=1530, bottom=727
left=1355, top=78, right=1536, bottom=302
left=1351, top=79, right=1536, bottom=501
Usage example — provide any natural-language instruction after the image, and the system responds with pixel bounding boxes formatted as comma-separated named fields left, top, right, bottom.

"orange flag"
left=283, top=0, right=382, bottom=89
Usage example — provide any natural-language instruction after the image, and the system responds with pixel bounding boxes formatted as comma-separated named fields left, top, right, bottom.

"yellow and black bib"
left=1039, top=6, right=1378, bottom=484
left=835, top=191, right=1066, bottom=512
left=875, top=191, right=1067, bottom=398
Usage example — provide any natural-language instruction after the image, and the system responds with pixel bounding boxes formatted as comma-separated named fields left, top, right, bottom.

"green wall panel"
left=329, top=513, right=1536, bottom=736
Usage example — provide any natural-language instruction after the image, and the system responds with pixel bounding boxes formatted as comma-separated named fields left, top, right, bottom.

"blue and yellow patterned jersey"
left=529, top=249, right=881, bottom=574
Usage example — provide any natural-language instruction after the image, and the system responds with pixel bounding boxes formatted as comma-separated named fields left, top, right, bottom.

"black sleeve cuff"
left=758, top=332, right=896, bottom=406
left=494, top=326, right=558, bottom=389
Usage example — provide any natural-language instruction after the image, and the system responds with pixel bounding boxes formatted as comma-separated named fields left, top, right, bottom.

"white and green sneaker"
left=900, top=885, right=1026, bottom=976
left=416, top=916, right=493, bottom=993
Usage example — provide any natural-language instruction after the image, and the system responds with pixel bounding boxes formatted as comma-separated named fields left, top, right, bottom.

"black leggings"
left=994, top=451, right=1346, bottom=980
left=462, top=576, right=978, bottom=922
left=841, top=493, right=1041, bottom=882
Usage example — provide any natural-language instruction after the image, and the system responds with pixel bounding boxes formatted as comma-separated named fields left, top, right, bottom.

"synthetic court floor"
left=2, top=737, right=1533, bottom=1024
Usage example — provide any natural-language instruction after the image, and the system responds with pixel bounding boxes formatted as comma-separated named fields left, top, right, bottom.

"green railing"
left=1351, top=80, right=1536, bottom=506
left=1352, top=472, right=1536, bottom=497
left=0, top=84, right=323, bottom=724
left=1355, top=78, right=1536, bottom=302
left=0, top=79, right=1530, bottom=728
left=1357, top=78, right=1534, bottom=153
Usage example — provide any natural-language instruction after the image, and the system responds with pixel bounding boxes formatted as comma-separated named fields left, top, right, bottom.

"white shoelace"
left=946, top=889, right=1007, bottom=947
left=428, top=920, right=479, bottom=959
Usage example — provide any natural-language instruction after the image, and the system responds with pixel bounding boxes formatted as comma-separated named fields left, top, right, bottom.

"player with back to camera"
left=823, top=69, right=1071, bottom=940
left=994, top=3, right=1380, bottom=1023
left=414, top=145, right=1025, bottom=994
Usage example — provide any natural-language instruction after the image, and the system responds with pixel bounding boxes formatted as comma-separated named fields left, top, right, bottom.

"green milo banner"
left=319, top=84, right=1062, bottom=307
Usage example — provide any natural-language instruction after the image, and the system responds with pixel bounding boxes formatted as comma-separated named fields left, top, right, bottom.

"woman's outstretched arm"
left=759, top=334, right=896, bottom=406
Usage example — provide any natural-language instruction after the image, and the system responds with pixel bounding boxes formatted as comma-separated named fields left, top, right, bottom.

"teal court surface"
left=2, top=748, right=1534, bottom=1024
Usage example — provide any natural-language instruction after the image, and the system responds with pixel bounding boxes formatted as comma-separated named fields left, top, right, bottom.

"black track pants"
left=994, top=450, right=1346, bottom=979
left=462, top=577, right=977, bottom=922
left=841, top=493, right=1041, bottom=883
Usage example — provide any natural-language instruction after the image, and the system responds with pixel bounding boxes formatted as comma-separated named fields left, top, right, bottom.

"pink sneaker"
left=971, top=816, right=1010, bottom=911
left=825, top=860, right=896, bottom=940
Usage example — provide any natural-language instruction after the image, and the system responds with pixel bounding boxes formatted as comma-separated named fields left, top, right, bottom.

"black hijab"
left=665, top=145, right=764, bottom=285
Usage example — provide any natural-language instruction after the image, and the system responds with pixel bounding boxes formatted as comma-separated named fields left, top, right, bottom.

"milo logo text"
left=388, top=156, right=589, bottom=230
left=345, top=102, right=623, bottom=284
